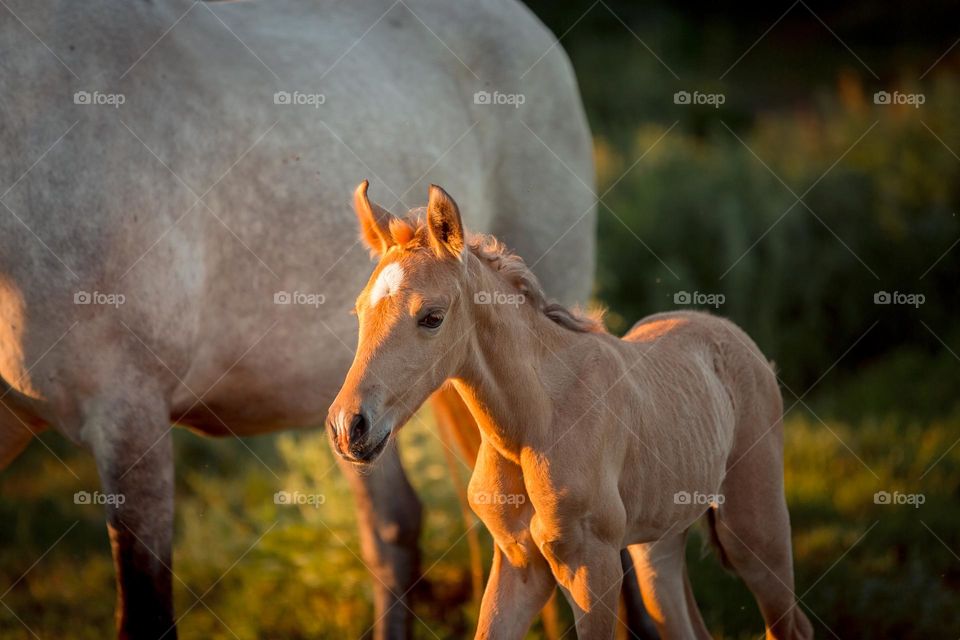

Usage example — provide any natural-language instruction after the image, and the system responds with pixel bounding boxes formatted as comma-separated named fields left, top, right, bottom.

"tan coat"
left=331, top=183, right=813, bottom=640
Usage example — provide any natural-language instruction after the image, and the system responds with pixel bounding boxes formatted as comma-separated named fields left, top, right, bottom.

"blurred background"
left=2, top=1, right=959, bottom=638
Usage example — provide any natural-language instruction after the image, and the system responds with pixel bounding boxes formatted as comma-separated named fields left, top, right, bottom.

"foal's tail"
left=702, top=507, right=735, bottom=572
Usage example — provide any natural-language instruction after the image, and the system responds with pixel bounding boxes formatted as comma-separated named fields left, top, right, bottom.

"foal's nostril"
left=348, top=412, right=367, bottom=443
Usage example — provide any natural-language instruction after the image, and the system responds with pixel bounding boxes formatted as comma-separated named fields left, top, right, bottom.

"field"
left=3, top=2, right=960, bottom=638
left=2, top=377, right=958, bottom=638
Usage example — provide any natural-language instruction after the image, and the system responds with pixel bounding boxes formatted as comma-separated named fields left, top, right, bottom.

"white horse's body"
left=0, top=1, right=595, bottom=636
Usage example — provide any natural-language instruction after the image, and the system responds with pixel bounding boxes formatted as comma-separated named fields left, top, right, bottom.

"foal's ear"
left=426, top=184, right=464, bottom=259
left=353, top=180, right=396, bottom=258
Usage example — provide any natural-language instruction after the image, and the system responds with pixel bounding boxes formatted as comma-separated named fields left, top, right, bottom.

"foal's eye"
left=418, top=312, right=444, bottom=329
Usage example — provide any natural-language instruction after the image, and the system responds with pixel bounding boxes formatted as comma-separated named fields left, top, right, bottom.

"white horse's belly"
left=0, top=0, right=589, bottom=447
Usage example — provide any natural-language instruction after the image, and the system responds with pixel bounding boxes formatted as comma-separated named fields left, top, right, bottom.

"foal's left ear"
left=426, top=184, right=464, bottom=259
left=353, top=180, right=397, bottom=258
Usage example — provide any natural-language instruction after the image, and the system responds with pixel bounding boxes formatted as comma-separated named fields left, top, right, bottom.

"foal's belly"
left=620, top=417, right=735, bottom=544
left=622, top=466, right=729, bottom=545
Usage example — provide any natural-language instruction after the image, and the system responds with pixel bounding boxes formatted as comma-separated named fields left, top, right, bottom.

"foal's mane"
left=390, top=209, right=605, bottom=334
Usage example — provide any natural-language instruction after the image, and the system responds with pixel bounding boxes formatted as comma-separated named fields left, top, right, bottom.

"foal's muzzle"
left=327, top=409, right=390, bottom=464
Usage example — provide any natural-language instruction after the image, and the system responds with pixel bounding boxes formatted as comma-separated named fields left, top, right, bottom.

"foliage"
left=2, top=3, right=959, bottom=639
left=593, top=77, right=960, bottom=393
left=1, top=402, right=958, bottom=638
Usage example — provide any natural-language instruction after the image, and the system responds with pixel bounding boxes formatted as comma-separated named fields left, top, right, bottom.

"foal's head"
left=326, top=181, right=475, bottom=463
left=328, top=181, right=602, bottom=464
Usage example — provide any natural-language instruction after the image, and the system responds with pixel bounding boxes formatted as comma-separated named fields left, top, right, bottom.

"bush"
left=594, top=77, right=960, bottom=393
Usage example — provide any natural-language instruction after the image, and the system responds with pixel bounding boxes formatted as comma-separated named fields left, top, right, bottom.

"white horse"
left=0, top=1, right=597, bottom=637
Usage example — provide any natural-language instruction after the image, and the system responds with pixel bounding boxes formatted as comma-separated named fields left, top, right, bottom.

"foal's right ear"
left=353, top=180, right=396, bottom=258
left=426, top=184, right=465, bottom=260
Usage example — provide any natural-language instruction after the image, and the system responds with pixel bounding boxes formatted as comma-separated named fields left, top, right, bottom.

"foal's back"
left=621, top=309, right=781, bottom=445
left=623, top=310, right=775, bottom=403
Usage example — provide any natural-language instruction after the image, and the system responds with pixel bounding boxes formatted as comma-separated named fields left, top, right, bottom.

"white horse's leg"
left=84, top=392, right=176, bottom=640
left=338, top=443, right=422, bottom=640
left=0, top=402, right=36, bottom=470
left=628, top=533, right=709, bottom=640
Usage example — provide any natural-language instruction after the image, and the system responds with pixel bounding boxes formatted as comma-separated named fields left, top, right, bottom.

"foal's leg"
left=339, top=442, right=422, bottom=640
left=475, top=544, right=556, bottom=640
left=432, top=386, right=563, bottom=638
left=715, top=435, right=813, bottom=640
left=526, top=473, right=625, bottom=638
left=620, top=549, right=660, bottom=640
left=538, top=535, right=623, bottom=640
left=85, top=395, right=176, bottom=640
left=628, top=533, right=710, bottom=640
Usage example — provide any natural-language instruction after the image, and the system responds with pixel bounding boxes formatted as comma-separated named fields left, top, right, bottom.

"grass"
left=1, top=400, right=958, bottom=639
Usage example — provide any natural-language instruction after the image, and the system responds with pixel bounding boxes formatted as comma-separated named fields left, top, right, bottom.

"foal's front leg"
left=475, top=543, right=555, bottom=640
left=526, top=466, right=625, bottom=639
left=471, top=441, right=554, bottom=639
left=540, top=534, right=623, bottom=640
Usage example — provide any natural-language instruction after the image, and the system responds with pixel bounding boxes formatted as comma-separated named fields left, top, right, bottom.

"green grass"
left=1, top=402, right=958, bottom=638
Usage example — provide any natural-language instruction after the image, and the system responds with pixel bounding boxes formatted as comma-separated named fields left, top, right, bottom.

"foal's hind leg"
left=714, top=435, right=813, bottom=640
left=84, top=392, right=176, bottom=639
left=628, top=532, right=710, bottom=640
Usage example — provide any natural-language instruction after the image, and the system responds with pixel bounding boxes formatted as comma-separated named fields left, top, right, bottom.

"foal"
left=329, top=181, right=813, bottom=640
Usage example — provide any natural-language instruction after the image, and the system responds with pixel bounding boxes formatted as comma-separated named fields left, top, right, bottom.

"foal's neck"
left=451, top=257, right=584, bottom=459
